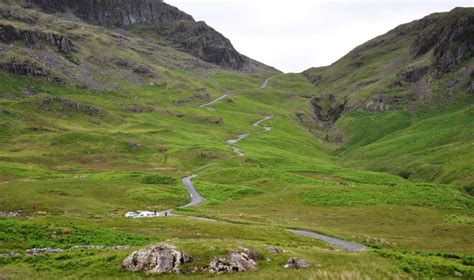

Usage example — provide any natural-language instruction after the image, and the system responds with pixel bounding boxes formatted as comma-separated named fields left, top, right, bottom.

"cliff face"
left=0, top=23, right=73, bottom=54
left=26, top=0, right=193, bottom=28
left=409, top=7, right=474, bottom=77
left=24, top=0, right=254, bottom=70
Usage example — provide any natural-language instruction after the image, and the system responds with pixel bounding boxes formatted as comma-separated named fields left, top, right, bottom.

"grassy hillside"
left=303, top=8, right=474, bottom=186
left=0, top=3, right=473, bottom=279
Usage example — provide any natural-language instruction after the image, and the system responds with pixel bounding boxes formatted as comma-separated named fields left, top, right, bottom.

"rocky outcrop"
left=0, top=24, right=73, bottom=54
left=132, top=65, right=154, bottom=77
left=410, top=8, right=473, bottom=76
left=208, top=248, right=259, bottom=273
left=396, top=65, right=430, bottom=84
left=1, top=57, right=63, bottom=83
left=122, top=244, right=191, bottom=274
left=310, top=94, right=347, bottom=129
left=26, top=246, right=128, bottom=256
left=363, top=94, right=390, bottom=112
left=158, top=20, right=244, bottom=69
left=267, top=247, right=284, bottom=254
left=433, top=12, right=474, bottom=76
left=283, top=257, right=310, bottom=269
left=26, top=0, right=193, bottom=28
left=1, top=8, right=38, bottom=24
left=25, top=0, right=250, bottom=70
left=40, top=96, right=103, bottom=115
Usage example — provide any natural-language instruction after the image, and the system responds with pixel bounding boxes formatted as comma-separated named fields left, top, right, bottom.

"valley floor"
left=0, top=72, right=473, bottom=279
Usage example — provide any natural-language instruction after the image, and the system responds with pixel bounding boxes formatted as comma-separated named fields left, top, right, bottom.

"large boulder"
left=122, top=244, right=191, bottom=274
left=284, top=257, right=311, bottom=269
left=208, top=248, right=258, bottom=273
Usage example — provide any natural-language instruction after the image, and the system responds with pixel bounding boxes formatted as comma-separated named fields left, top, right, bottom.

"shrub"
left=140, top=175, right=177, bottom=185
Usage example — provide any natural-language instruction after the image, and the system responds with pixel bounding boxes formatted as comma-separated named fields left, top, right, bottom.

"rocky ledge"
left=0, top=24, right=73, bottom=54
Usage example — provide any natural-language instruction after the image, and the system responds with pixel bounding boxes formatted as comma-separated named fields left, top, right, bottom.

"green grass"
left=0, top=3, right=472, bottom=279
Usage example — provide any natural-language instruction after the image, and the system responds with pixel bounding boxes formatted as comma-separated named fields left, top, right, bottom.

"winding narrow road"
left=200, top=94, right=228, bottom=110
left=288, top=229, right=366, bottom=251
left=179, top=175, right=205, bottom=208
left=125, top=76, right=366, bottom=251
left=260, top=75, right=277, bottom=89
left=124, top=175, right=203, bottom=218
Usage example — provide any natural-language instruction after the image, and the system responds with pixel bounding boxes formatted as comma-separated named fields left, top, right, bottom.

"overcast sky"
left=164, top=0, right=473, bottom=73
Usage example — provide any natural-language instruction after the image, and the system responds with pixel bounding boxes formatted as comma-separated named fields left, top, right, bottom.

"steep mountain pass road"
left=125, top=78, right=366, bottom=251
left=200, top=94, right=228, bottom=110
left=260, top=75, right=278, bottom=89
left=226, top=115, right=273, bottom=156
left=179, top=175, right=205, bottom=208
left=124, top=175, right=203, bottom=218
left=288, top=229, right=366, bottom=251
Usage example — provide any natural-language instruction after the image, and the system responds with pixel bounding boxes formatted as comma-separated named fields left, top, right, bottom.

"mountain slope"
left=302, top=7, right=474, bottom=186
left=0, top=3, right=473, bottom=279
left=24, top=0, right=273, bottom=71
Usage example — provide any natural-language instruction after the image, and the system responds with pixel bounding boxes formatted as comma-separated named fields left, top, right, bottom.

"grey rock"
left=122, top=244, right=191, bottom=274
left=310, top=94, right=347, bottom=129
left=397, top=65, right=430, bottom=83
left=0, top=252, right=22, bottom=258
left=283, top=257, right=311, bottom=269
left=1, top=57, right=63, bottom=83
left=27, top=248, right=64, bottom=256
left=20, top=87, right=35, bottom=97
left=26, top=0, right=193, bottom=28
left=1, top=8, right=38, bottom=24
left=410, top=8, right=473, bottom=76
left=0, top=24, right=73, bottom=54
left=0, top=211, right=23, bottom=217
left=364, top=94, right=390, bottom=112
left=469, top=82, right=474, bottom=95
left=208, top=249, right=258, bottom=273
left=133, top=65, right=154, bottom=77
left=267, top=246, right=284, bottom=254
left=40, top=96, right=103, bottom=116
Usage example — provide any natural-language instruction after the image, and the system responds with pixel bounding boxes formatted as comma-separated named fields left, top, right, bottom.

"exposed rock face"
left=364, top=94, right=390, bottom=112
left=122, top=244, right=191, bottom=274
left=1, top=57, right=63, bottom=83
left=40, top=96, right=103, bottom=115
left=0, top=24, right=73, bottom=54
left=158, top=20, right=244, bottom=69
left=310, top=94, right=347, bottom=129
left=208, top=249, right=258, bottom=273
left=267, top=246, right=284, bottom=254
left=411, top=8, right=473, bottom=76
left=397, top=65, right=430, bottom=84
left=25, top=0, right=248, bottom=69
left=283, top=257, right=311, bottom=269
left=26, top=0, right=193, bottom=28
left=1, top=8, right=38, bottom=24
left=434, top=13, right=474, bottom=76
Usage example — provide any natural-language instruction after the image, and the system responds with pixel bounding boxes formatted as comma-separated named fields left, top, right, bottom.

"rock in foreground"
left=208, top=248, right=258, bottom=273
left=122, top=244, right=191, bottom=274
left=284, top=257, right=311, bottom=269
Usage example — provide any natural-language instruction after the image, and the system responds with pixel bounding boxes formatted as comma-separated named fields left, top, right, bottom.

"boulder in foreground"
left=122, top=244, right=191, bottom=274
left=208, top=248, right=258, bottom=273
left=284, top=257, right=311, bottom=269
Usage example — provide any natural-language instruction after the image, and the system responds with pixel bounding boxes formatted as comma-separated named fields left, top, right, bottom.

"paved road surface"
left=260, top=75, right=277, bottom=89
left=288, top=229, right=366, bottom=251
left=200, top=94, right=228, bottom=110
